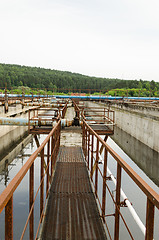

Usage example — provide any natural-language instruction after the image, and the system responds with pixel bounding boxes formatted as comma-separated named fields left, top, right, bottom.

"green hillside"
left=0, top=63, right=158, bottom=96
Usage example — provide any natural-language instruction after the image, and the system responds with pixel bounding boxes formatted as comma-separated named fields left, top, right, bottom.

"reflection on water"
left=0, top=135, right=32, bottom=190
left=111, top=126, right=159, bottom=186
left=0, top=134, right=47, bottom=239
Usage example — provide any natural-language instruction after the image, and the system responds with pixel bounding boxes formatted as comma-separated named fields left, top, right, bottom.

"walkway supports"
left=29, top=163, right=34, bottom=240
left=114, top=163, right=122, bottom=240
left=145, top=198, right=155, bottom=240
left=40, top=149, right=44, bottom=218
left=5, top=197, right=13, bottom=240
left=102, top=148, right=108, bottom=221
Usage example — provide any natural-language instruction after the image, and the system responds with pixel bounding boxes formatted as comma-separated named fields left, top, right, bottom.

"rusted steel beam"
left=114, top=163, right=122, bottom=240
left=90, top=134, right=94, bottom=181
left=51, top=135, right=54, bottom=176
left=95, top=139, right=99, bottom=197
left=5, top=196, right=13, bottom=240
left=99, top=135, right=108, bottom=155
left=40, top=148, right=44, bottom=217
left=82, top=124, right=85, bottom=158
left=34, top=134, right=40, bottom=148
left=34, top=135, right=51, bottom=183
left=47, top=140, right=50, bottom=193
left=82, top=122, right=84, bottom=150
left=29, top=163, right=34, bottom=240
left=0, top=117, right=73, bottom=127
left=145, top=198, right=155, bottom=240
left=87, top=130, right=90, bottom=168
left=28, top=109, right=31, bottom=133
left=4, top=85, right=8, bottom=114
left=85, top=126, right=87, bottom=159
left=22, top=103, right=65, bottom=107
left=102, top=147, right=108, bottom=221
left=0, top=120, right=61, bottom=215
left=83, top=119, right=159, bottom=209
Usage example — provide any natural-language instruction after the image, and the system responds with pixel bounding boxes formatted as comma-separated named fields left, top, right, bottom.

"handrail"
left=82, top=119, right=159, bottom=240
left=84, top=120, right=159, bottom=208
left=73, top=99, right=115, bottom=125
left=0, top=119, right=61, bottom=239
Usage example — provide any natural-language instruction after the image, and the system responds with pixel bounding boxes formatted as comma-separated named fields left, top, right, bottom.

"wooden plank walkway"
left=40, top=146, right=107, bottom=240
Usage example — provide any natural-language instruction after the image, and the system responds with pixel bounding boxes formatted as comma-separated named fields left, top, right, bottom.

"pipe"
left=0, top=117, right=74, bottom=128
left=22, top=103, right=64, bottom=107
left=97, top=152, right=146, bottom=235
left=1, top=94, right=159, bottom=101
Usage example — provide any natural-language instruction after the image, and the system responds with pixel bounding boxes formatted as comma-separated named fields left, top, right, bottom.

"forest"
left=0, top=63, right=159, bottom=97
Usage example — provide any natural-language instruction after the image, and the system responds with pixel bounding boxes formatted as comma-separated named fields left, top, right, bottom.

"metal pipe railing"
left=82, top=119, right=159, bottom=240
left=0, top=120, right=61, bottom=239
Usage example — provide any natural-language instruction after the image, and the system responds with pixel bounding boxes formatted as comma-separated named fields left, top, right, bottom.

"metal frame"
left=0, top=120, right=61, bottom=240
left=28, top=101, right=67, bottom=134
left=73, top=100, right=115, bottom=135
left=82, top=119, right=159, bottom=240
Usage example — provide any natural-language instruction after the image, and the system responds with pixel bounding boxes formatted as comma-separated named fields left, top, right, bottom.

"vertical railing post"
left=5, top=196, right=13, bottom=240
left=83, top=122, right=86, bottom=156
left=51, top=135, right=54, bottom=176
left=54, top=129, right=57, bottom=165
left=87, top=130, right=90, bottom=168
left=4, top=85, right=8, bottom=114
left=95, top=139, right=99, bottom=197
left=145, top=198, right=155, bottom=240
left=104, top=108, right=105, bottom=123
left=57, top=123, right=61, bottom=155
left=82, top=121, right=84, bottom=152
left=22, top=88, right=24, bottom=109
left=102, top=147, right=108, bottom=221
left=29, top=163, right=34, bottom=240
left=84, top=125, right=86, bottom=159
left=47, top=139, right=50, bottom=193
left=28, top=110, right=30, bottom=133
left=114, top=163, right=122, bottom=240
left=91, top=134, right=94, bottom=181
left=113, top=111, right=115, bottom=132
left=40, top=148, right=44, bottom=218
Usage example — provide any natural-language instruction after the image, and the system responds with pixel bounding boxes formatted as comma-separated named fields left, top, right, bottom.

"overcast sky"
left=0, top=0, right=159, bottom=81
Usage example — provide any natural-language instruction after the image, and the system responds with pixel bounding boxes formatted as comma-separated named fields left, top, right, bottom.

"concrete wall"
left=0, top=125, right=28, bottom=158
left=111, top=105, right=159, bottom=152
left=111, top=102, right=159, bottom=117
left=87, top=101, right=159, bottom=152
left=0, top=106, right=34, bottom=159
left=0, top=134, right=32, bottom=172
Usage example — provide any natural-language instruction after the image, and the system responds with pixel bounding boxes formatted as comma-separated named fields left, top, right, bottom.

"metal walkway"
left=40, top=147, right=107, bottom=240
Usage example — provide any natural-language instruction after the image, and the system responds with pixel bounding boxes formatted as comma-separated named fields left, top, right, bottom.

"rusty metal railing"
left=0, top=120, right=61, bottom=239
left=82, top=107, right=115, bottom=134
left=28, top=101, right=67, bottom=133
left=73, top=100, right=115, bottom=136
left=83, top=107, right=114, bottom=123
left=73, top=99, right=114, bottom=125
left=82, top=119, right=159, bottom=240
left=61, top=101, right=68, bottom=118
